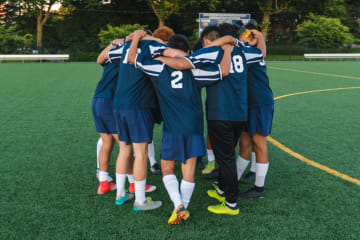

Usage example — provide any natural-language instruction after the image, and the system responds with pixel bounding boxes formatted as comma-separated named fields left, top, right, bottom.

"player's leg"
left=148, top=140, right=161, bottom=175
left=97, top=133, right=117, bottom=194
left=96, top=137, right=102, bottom=179
left=202, top=136, right=216, bottom=174
left=239, top=133, right=268, bottom=198
left=239, top=104, right=273, bottom=198
left=237, top=132, right=254, bottom=182
left=180, top=157, right=196, bottom=210
left=207, top=120, right=240, bottom=215
left=115, top=141, right=133, bottom=205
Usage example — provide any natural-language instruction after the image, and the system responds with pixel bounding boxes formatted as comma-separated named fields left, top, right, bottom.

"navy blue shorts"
left=161, top=131, right=206, bottom=164
left=245, top=104, right=274, bottom=137
left=92, top=97, right=117, bottom=134
left=113, top=109, right=154, bottom=145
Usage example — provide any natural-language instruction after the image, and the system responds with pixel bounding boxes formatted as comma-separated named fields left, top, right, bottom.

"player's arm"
left=125, top=33, right=164, bottom=44
left=219, top=44, right=233, bottom=77
left=127, top=30, right=147, bottom=65
left=250, top=29, right=266, bottom=58
left=97, top=39, right=124, bottom=65
left=155, top=56, right=193, bottom=70
left=205, top=35, right=237, bottom=48
left=97, top=45, right=114, bottom=65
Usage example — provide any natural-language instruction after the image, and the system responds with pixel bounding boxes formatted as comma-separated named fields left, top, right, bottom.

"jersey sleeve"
left=108, top=43, right=125, bottom=65
left=237, top=40, right=264, bottom=65
left=186, top=46, right=224, bottom=69
left=135, top=43, right=164, bottom=77
left=191, top=64, right=222, bottom=88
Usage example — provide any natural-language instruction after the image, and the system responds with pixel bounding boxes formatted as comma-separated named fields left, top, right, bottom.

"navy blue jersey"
left=188, top=41, right=263, bottom=121
left=109, top=40, right=161, bottom=110
left=245, top=47, right=274, bottom=107
left=93, top=60, right=119, bottom=99
left=135, top=46, right=223, bottom=135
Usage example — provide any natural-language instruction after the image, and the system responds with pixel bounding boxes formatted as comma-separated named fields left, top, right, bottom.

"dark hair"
left=202, top=25, right=219, bottom=41
left=218, top=23, right=238, bottom=38
left=192, top=38, right=203, bottom=52
left=143, top=29, right=153, bottom=35
left=233, top=20, right=244, bottom=29
left=245, top=19, right=258, bottom=30
left=168, top=34, right=191, bottom=53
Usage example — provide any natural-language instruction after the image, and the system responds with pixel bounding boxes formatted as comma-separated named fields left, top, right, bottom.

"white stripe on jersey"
left=110, top=45, right=124, bottom=55
left=136, top=62, right=164, bottom=76
left=149, top=45, right=168, bottom=55
left=190, top=51, right=219, bottom=61
left=191, top=68, right=220, bottom=77
left=244, top=52, right=263, bottom=61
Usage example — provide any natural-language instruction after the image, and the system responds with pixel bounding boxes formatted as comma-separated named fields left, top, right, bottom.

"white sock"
left=236, top=156, right=250, bottom=180
left=255, top=162, right=269, bottom=187
left=225, top=201, right=237, bottom=208
left=148, top=141, right=156, bottom=166
left=116, top=173, right=126, bottom=198
left=207, top=149, right=215, bottom=162
left=163, top=175, right=182, bottom=210
left=96, top=138, right=102, bottom=169
left=135, top=179, right=146, bottom=204
left=180, top=179, right=195, bottom=209
left=127, top=174, right=134, bottom=184
left=99, top=171, right=109, bottom=182
left=216, top=187, right=224, bottom=195
left=250, top=152, right=256, bottom=172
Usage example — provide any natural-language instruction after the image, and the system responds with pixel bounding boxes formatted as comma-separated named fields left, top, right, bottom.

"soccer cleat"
left=128, top=183, right=157, bottom=193
left=168, top=204, right=190, bottom=225
left=150, top=163, right=161, bottom=175
left=203, top=168, right=219, bottom=180
left=207, top=189, right=225, bottom=203
left=97, top=181, right=116, bottom=195
left=207, top=202, right=239, bottom=215
left=202, top=161, right=215, bottom=174
left=239, top=187, right=266, bottom=198
left=133, top=197, right=162, bottom=211
left=115, top=193, right=134, bottom=206
left=239, top=171, right=255, bottom=184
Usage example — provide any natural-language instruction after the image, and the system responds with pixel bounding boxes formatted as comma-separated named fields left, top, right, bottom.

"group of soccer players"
left=91, top=20, right=274, bottom=224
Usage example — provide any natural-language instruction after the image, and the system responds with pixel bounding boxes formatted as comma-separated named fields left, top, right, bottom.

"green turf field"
left=1, top=61, right=360, bottom=239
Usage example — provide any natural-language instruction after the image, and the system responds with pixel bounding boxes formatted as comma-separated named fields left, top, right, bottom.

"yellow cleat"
left=207, top=202, right=239, bottom=215
left=202, top=162, right=215, bottom=174
left=207, top=189, right=225, bottom=203
left=168, top=204, right=189, bottom=225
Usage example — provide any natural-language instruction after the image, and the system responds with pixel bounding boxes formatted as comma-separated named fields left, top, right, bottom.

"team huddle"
left=92, top=21, right=274, bottom=225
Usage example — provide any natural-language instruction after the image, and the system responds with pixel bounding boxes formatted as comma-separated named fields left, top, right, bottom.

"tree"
left=0, top=25, right=33, bottom=53
left=98, top=24, right=148, bottom=48
left=4, top=0, right=64, bottom=52
left=256, top=0, right=291, bottom=42
left=296, top=13, right=354, bottom=49
left=146, top=0, right=220, bottom=28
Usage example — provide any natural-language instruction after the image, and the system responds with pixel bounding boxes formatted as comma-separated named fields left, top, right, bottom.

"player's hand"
left=133, top=30, right=147, bottom=39
left=112, top=38, right=124, bottom=46
left=222, top=44, right=234, bottom=52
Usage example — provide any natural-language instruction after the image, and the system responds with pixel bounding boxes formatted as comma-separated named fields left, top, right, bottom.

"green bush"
left=296, top=13, right=354, bottom=49
left=69, top=52, right=98, bottom=62
left=0, top=26, right=33, bottom=53
left=98, top=24, right=148, bottom=48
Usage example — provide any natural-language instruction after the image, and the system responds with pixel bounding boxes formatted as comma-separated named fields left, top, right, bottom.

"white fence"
left=0, top=54, right=69, bottom=63
left=304, top=53, right=360, bottom=60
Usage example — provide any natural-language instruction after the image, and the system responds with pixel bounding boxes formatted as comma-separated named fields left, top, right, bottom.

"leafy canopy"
left=296, top=13, right=354, bottom=49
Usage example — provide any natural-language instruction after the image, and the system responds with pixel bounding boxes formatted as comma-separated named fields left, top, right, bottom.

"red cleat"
left=129, top=183, right=157, bottom=193
left=97, top=181, right=116, bottom=195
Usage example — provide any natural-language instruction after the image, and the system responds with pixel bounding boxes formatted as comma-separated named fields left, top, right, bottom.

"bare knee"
left=161, top=160, right=175, bottom=176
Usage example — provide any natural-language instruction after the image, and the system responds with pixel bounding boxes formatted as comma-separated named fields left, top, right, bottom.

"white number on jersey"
left=123, top=48, right=141, bottom=64
left=171, top=71, right=183, bottom=89
left=229, top=55, right=244, bottom=73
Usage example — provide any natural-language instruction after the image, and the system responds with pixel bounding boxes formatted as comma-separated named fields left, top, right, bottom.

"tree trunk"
left=36, top=14, right=43, bottom=53
left=261, top=11, right=271, bottom=42
left=158, top=17, right=165, bottom=28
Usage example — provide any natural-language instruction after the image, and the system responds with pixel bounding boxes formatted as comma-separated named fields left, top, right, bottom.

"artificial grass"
left=1, top=62, right=360, bottom=239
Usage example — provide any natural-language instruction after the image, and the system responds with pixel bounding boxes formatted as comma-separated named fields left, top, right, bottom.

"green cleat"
left=202, top=161, right=215, bottom=174
left=207, top=189, right=225, bottom=203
